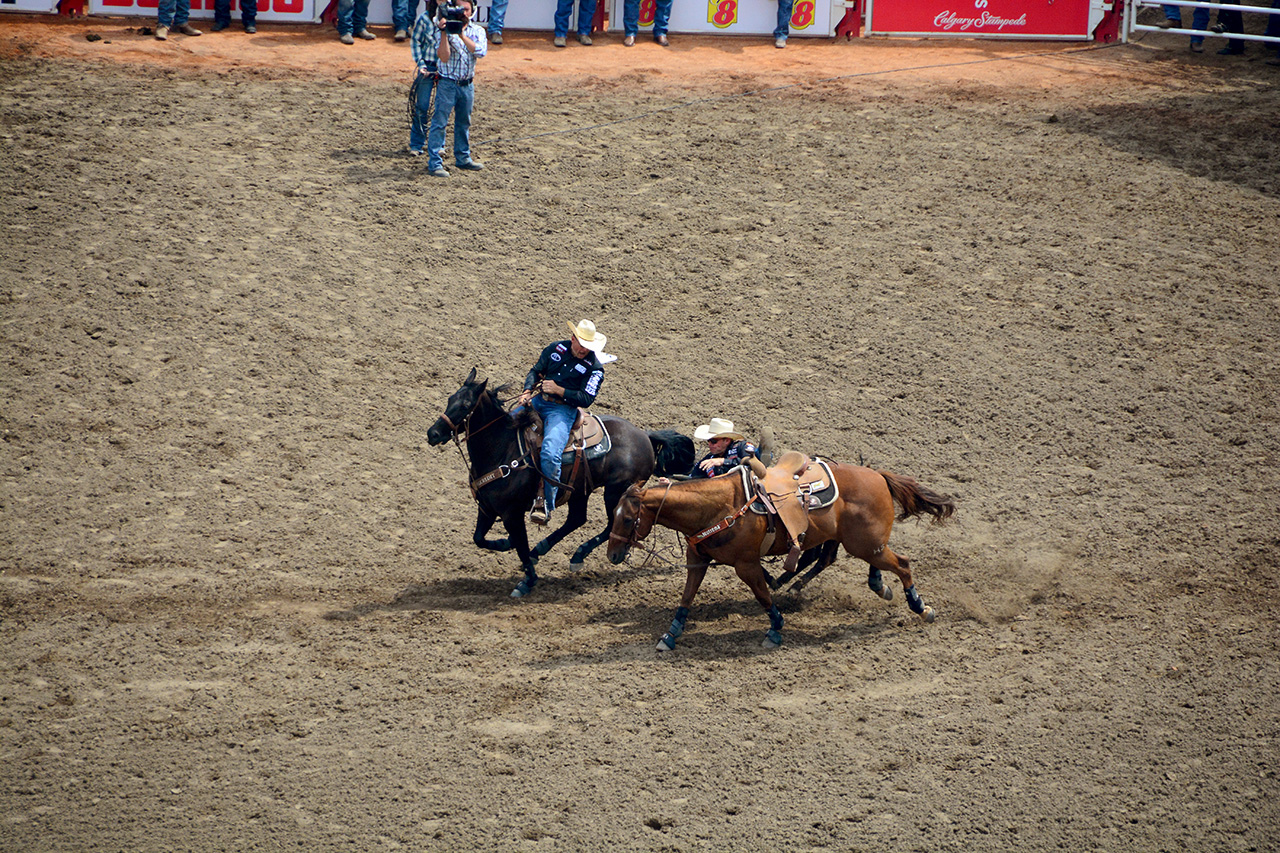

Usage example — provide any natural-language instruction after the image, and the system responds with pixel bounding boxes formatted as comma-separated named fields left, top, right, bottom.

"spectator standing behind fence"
left=337, top=0, right=377, bottom=44
left=408, top=7, right=441, bottom=158
left=1155, top=2, right=1211, bottom=51
left=487, top=0, right=507, bottom=43
left=621, top=0, right=671, bottom=45
left=155, top=0, right=201, bottom=40
left=212, top=0, right=256, bottom=33
left=392, top=0, right=412, bottom=41
left=552, top=0, right=597, bottom=47
left=425, top=0, right=487, bottom=178
left=774, top=0, right=793, bottom=47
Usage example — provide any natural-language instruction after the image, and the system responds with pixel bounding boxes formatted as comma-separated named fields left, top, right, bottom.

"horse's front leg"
left=472, top=506, right=512, bottom=552
left=735, top=560, right=785, bottom=649
left=870, top=548, right=935, bottom=622
left=501, top=513, right=540, bottom=599
left=659, top=549, right=709, bottom=652
left=533, top=492, right=588, bottom=562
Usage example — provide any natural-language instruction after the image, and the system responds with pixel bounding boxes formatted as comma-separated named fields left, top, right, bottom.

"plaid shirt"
left=410, top=11, right=440, bottom=71
left=423, top=18, right=487, bottom=81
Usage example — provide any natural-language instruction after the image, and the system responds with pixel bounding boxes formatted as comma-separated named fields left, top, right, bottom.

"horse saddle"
left=523, top=409, right=612, bottom=466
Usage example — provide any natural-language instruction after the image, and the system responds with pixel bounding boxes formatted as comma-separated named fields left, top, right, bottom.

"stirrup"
left=529, top=498, right=549, bottom=526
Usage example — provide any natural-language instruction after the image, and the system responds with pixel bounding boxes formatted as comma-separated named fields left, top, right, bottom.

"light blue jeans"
left=427, top=77, right=475, bottom=172
left=775, top=0, right=794, bottom=39
left=532, top=396, right=577, bottom=511
left=622, top=0, right=672, bottom=36
left=408, top=70, right=436, bottom=153
left=337, top=0, right=370, bottom=35
left=157, top=0, right=191, bottom=28
left=554, top=0, right=598, bottom=38
left=392, top=0, right=413, bottom=32
left=489, top=0, right=508, bottom=34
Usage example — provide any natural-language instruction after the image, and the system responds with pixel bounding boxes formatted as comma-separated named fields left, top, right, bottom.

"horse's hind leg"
left=473, top=507, right=512, bottom=552
left=571, top=481, right=630, bottom=565
left=870, top=548, right=935, bottom=622
left=533, top=491, right=588, bottom=560
left=734, top=561, right=785, bottom=649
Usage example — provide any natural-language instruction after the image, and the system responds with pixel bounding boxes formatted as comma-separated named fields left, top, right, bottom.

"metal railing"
left=1125, top=0, right=1280, bottom=46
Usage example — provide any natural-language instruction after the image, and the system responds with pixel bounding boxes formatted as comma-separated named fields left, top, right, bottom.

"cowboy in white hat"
left=517, top=319, right=608, bottom=525
left=689, top=418, right=758, bottom=479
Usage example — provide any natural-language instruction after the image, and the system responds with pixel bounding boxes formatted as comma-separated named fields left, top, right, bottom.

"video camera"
left=439, top=2, right=466, bottom=34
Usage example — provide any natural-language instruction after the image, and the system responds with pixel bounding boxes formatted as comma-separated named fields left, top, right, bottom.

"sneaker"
left=578, top=33, right=592, bottom=45
left=211, top=21, right=228, bottom=31
left=176, top=23, right=202, bottom=35
left=774, top=36, right=786, bottom=48
left=655, top=33, right=668, bottom=45
left=340, top=32, right=354, bottom=44
left=489, top=31, right=502, bottom=44
left=623, top=34, right=635, bottom=46
left=456, top=159, right=483, bottom=170
left=394, top=28, right=408, bottom=40
left=429, top=167, right=450, bottom=178
left=356, top=29, right=377, bottom=39
left=155, top=25, right=169, bottom=40
left=1156, top=17, right=1178, bottom=28
left=553, top=35, right=566, bottom=47
left=244, top=24, right=256, bottom=33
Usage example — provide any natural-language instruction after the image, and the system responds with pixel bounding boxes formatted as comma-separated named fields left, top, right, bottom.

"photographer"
left=423, top=0, right=487, bottom=178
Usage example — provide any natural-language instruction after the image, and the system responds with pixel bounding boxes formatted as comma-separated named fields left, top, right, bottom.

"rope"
left=471, top=41, right=1126, bottom=149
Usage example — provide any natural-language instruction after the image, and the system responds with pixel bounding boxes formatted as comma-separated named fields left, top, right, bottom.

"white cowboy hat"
left=567, top=319, right=607, bottom=353
left=693, top=418, right=744, bottom=441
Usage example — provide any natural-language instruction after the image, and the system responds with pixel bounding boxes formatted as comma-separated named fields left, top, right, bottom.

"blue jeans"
left=1160, top=3, right=1180, bottom=20
left=775, top=0, right=793, bottom=39
left=214, top=0, right=257, bottom=28
left=157, top=0, right=191, bottom=27
left=1189, top=5, right=1210, bottom=43
left=392, top=0, right=412, bottom=32
left=554, top=0, right=598, bottom=37
left=337, top=0, right=370, bottom=35
left=532, top=396, right=577, bottom=511
left=623, top=0, right=672, bottom=36
left=408, top=70, right=436, bottom=153
left=489, top=0, right=508, bottom=34
left=427, top=77, right=475, bottom=172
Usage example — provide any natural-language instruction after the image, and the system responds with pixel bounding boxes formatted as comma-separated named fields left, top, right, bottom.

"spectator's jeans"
left=409, top=72, right=436, bottom=153
left=157, top=0, right=191, bottom=27
left=775, top=0, right=794, bottom=39
left=214, top=0, right=257, bottom=28
left=554, top=0, right=598, bottom=37
left=1160, top=3, right=1181, bottom=20
left=392, top=0, right=412, bottom=32
left=337, top=0, right=370, bottom=35
left=488, top=0, right=507, bottom=33
left=1187, top=4, right=1208, bottom=42
left=623, top=0, right=672, bottom=36
left=427, top=77, right=475, bottom=172
left=531, top=396, right=577, bottom=511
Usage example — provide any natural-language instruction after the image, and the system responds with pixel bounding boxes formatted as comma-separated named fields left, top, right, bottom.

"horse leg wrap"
left=765, top=604, right=784, bottom=647
left=905, top=584, right=924, bottom=615
left=868, top=567, right=884, bottom=594
left=667, top=606, right=689, bottom=639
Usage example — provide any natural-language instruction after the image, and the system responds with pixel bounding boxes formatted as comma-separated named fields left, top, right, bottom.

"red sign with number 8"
left=790, top=0, right=814, bottom=29
left=707, top=0, right=737, bottom=28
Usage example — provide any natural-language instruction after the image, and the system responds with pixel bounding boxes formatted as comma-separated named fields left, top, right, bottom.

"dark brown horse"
left=607, top=459, right=955, bottom=650
left=427, top=369, right=693, bottom=598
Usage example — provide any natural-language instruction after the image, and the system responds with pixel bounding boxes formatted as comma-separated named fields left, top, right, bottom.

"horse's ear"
left=465, top=366, right=477, bottom=385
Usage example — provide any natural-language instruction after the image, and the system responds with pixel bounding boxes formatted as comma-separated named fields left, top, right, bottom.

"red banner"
left=867, top=0, right=1093, bottom=38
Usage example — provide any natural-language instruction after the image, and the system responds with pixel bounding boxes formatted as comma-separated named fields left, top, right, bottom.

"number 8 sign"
left=790, top=0, right=815, bottom=29
left=707, top=0, right=737, bottom=28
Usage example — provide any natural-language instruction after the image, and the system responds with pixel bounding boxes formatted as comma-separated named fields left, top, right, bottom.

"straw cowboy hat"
left=693, top=418, right=744, bottom=441
left=567, top=319, right=607, bottom=353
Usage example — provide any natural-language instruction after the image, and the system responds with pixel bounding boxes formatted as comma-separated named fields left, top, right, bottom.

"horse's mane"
left=485, top=383, right=533, bottom=429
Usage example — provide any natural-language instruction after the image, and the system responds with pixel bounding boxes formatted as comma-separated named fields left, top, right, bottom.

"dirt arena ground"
left=2, top=11, right=1279, bottom=852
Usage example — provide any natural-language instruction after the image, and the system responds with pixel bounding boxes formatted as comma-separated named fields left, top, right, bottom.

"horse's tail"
left=649, top=429, right=695, bottom=478
left=879, top=471, right=956, bottom=524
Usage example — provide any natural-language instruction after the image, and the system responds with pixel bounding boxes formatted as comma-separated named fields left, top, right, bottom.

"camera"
left=440, top=2, right=466, bottom=34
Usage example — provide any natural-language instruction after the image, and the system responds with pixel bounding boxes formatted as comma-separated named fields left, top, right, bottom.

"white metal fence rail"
left=1125, top=0, right=1280, bottom=47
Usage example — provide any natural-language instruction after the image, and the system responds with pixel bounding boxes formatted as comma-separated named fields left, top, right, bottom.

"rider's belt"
left=446, top=77, right=473, bottom=86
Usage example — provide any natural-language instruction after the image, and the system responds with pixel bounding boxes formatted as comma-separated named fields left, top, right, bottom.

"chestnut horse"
left=427, top=369, right=694, bottom=598
left=607, top=460, right=955, bottom=650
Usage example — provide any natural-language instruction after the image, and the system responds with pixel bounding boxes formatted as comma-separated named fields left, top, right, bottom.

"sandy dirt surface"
left=2, top=11, right=1280, bottom=852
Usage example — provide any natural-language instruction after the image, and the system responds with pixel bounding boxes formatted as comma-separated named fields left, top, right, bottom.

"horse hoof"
left=879, top=585, right=894, bottom=601
left=922, top=605, right=936, bottom=622
left=657, top=634, right=676, bottom=652
left=763, top=630, right=783, bottom=649
left=568, top=559, right=584, bottom=571
left=511, top=579, right=534, bottom=598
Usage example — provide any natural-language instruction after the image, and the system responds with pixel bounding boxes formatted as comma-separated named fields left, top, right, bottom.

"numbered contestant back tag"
left=790, top=0, right=815, bottom=29
left=707, top=0, right=737, bottom=28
